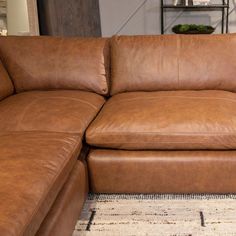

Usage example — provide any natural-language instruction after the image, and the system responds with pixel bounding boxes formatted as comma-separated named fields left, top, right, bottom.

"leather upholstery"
left=0, top=36, right=110, bottom=95
left=0, top=60, right=14, bottom=101
left=89, top=149, right=236, bottom=193
left=111, top=34, right=236, bottom=95
left=0, top=90, right=105, bottom=134
left=3, top=33, right=236, bottom=235
left=0, top=132, right=82, bottom=236
left=86, top=90, right=236, bottom=150
left=36, top=160, right=88, bottom=236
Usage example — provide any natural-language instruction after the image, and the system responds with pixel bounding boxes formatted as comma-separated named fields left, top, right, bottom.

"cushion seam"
left=89, top=131, right=236, bottom=135
left=109, top=95, right=236, bottom=104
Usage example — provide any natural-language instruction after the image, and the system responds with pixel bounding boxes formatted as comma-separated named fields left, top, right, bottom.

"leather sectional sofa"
left=0, top=34, right=236, bottom=235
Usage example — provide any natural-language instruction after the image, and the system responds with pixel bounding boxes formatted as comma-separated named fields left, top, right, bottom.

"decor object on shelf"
left=174, top=0, right=193, bottom=6
left=193, top=0, right=211, bottom=5
left=173, top=0, right=178, bottom=5
left=172, top=24, right=215, bottom=34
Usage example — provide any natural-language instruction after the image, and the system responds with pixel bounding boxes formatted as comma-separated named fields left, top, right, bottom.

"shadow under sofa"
left=1, top=34, right=236, bottom=235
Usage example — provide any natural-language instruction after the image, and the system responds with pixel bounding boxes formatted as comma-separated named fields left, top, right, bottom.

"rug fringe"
left=88, top=193, right=236, bottom=200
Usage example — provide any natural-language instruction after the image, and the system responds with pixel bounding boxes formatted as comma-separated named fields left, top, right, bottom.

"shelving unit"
left=161, top=0, right=230, bottom=34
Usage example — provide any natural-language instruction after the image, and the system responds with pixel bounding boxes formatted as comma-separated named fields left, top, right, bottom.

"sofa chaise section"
left=0, top=132, right=82, bottom=236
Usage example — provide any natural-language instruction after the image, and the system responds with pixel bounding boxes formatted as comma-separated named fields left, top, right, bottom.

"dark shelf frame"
left=161, top=0, right=230, bottom=34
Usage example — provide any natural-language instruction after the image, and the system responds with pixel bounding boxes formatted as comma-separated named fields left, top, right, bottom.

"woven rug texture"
left=73, top=194, right=236, bottom=236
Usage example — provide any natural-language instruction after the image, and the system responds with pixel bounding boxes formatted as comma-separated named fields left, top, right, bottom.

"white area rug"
left=73, top=194, right=236, bottom=236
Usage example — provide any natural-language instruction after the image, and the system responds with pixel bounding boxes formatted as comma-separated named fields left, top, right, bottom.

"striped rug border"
left=88, top=193, right=236, bottom=200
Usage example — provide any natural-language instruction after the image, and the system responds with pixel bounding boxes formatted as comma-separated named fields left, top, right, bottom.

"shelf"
left=163, top=4, right=229, bottom=9
left=161, top=0, right=229, bottom=34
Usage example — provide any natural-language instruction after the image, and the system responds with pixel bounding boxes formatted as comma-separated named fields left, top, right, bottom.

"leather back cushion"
left=0, top=61, right=14, bottom=101
left=111, top=34, right=236, bottom=95
left=0, top=36, right=110, bottom=95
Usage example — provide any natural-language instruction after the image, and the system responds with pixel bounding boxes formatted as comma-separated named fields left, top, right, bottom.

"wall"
left=7, top=0, right=29, bottom=35
left=99, top=0, right=236, bottom=36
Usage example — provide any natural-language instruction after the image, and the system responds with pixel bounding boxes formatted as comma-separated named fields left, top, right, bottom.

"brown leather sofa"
left=0, top=34, right=236, bottom=235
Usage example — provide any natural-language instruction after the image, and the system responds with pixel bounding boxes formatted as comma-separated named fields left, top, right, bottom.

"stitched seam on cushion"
left=0, top=131, right=82, bottom=135
left=29, top=91, right=104, bottom=110
left=34, top=96, right=99, bottom=110
left=16, top=96, right=99, bottom=130
left=91, top=141, right=232, bottom=144
left=19, top=135, right=81, bottom=235
left=91, top=131, right=236, bottom=135
left=32, top=92, right=101, bottom=110
left=16, top=98, right=38, bottom=130
left=110, top=95, right=236, bottom=104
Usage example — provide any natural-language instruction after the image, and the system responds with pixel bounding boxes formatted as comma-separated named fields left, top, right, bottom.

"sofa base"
left=88, top=149, right=236, bottom=194
left=36, top=160, right=88, bottom=236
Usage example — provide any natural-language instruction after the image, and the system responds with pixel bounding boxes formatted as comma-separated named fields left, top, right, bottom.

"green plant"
left=179, top=24, right=189, bottom=32
left=172, top=24, right=215, bottom=34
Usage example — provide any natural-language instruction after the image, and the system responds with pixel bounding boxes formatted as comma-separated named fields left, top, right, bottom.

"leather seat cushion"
left=86, top=90, right=236, bottom=150
left=0, top=132, right=82, bottom=236
left=0, top=90, right=105, bottom=134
